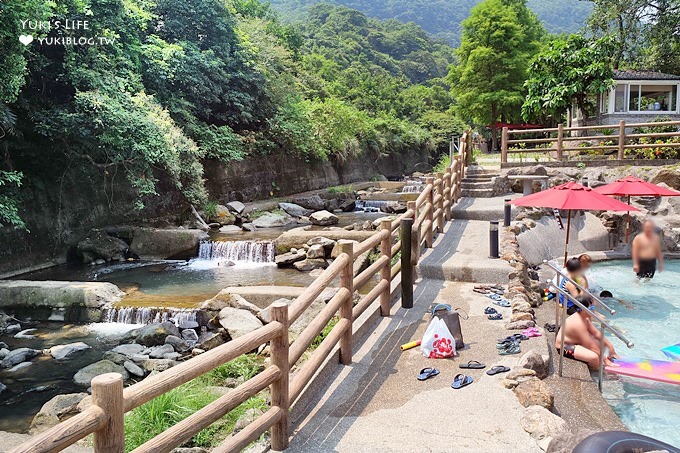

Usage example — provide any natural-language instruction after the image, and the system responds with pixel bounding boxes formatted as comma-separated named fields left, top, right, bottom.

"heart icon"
left=19, top=35, right=34, bottom=46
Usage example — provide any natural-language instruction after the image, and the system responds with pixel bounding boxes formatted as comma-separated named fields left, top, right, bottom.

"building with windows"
left=571, top=70, right=680, bottom=127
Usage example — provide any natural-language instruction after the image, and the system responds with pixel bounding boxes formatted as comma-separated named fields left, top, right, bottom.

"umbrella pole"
left=557, top=210, right=572, bottom=327
left=626, top=195, right=631, bottom=243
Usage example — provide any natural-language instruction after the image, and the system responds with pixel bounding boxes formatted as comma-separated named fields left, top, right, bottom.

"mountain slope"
left=269, top=0, right=593, bottom=45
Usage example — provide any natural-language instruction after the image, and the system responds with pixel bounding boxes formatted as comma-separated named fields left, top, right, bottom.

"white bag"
left=421, top=318, right=456, bottom=359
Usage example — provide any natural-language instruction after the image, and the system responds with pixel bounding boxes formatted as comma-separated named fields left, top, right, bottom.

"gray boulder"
left=9, top=362, right=33, bottom=372
left=49, top=342, right=91, bottom=361
left=306, top=237, right=336, bottom=254
left=14, top=328, right=37, bottom=339
left=77, top=229, right=129, bottom=264
left=279, top=202, right=311, bottom=218
left=165, top=335, right=190, bottom=352
left=513, top=379, right=554, bottom=409
left=134, top=322, right=180, bottom=347
left=129, top=228, right=208, bottom=260
left=339, top=199, right=356, bottom=212
left=309, top=210, right=339, bottom=226
left=181, top=329, right=200, bottom=343
left=112, top=343, right=144, bottom=357
left=380, top=202, right=407, bottom=214
left=218, top=225, right=241, bottom=234
left=241, top=223, right=256, bottom=232
left=101, top=351, right=128, bottom=365
left=226, top=201, right=246, bottom=215
left=149, top=344, right=175, bottom=359
left=292, top=194, right=325, bottom=211
left=201, top=291, right=261, bottom=317
left=275, top=250, right=306, bottom=267
left=141, top=359, right=175, bottom=372
left=218, top=307, right=264, bottom=339
left=2, top=348, right=39, bottom=368
left=0, top=348, right=9, bottom=360
left=0, top=382, right=6, bottom=395
left=73, top=360, right=129, bottom=386
left=252, top=212, right=293, bottom=228
left=306, top=244, right=326, bottom=259
left=124, top=360, right=145, bottom=378
left=30, top=393, right=88, bottom=433
left=293, top=258, right=328, bottom=272
left=208, top=205, right=236, bottom=225
left=196, top=331, right=226, bottom=351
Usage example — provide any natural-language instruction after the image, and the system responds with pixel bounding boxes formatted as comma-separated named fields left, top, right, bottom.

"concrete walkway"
left=287, top=279, right=545, bottom=453
left=418, top=196, right=517, bottom=284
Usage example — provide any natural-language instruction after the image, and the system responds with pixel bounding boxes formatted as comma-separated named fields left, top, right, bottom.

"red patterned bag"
left=421, top=317, right=456, bottom=359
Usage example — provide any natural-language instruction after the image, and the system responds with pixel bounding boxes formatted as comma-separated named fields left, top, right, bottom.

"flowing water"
left=590, top=260, right=680, bottom=447
left=354, top=200, right=389, bottom=212
left=400, top=184, right=424, bottom=193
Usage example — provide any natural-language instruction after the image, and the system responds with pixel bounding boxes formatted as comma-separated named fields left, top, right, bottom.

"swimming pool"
left=590, top=260, right=680, bottom=447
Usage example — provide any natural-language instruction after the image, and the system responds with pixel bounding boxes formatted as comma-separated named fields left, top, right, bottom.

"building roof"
left=613, top=69, right=680, bottom=81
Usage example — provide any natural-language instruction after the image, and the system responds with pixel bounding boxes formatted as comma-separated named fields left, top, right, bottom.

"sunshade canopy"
left=509, top=181, right=639, bottom=212
left=594, top=176, right=680, bottom=197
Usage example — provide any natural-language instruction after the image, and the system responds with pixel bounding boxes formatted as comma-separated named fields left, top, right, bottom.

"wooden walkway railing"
left=501, top=120, right=680, bottom=163
left=10, top=133, right=472, bottom=453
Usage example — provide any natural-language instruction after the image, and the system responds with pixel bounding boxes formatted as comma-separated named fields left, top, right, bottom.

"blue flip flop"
left=484, top=307, right=498, bottom=315
left=492, top=299, right=511, bottom=308
left=486, top=294, right=502, bottom=301
left=418, top=367, right=440, bottom=381
left=451, top=373, right=473, bottom=389
left=487, top=313, right=503, bottom=320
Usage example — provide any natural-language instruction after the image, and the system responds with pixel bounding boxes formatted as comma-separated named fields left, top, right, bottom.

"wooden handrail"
left=13, top=132, right=472, bottom=453
left=502, top=121, right=680, bottom=163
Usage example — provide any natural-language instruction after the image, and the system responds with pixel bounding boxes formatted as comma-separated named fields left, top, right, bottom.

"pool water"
left=590, top=260, right=680, bottom=447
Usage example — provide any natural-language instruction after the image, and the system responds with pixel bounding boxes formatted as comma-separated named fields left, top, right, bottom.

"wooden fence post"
left=339, top=242, right=353, bottom=365
left=269, top=302, right=290, bottom=452
left=400, top=216, right=414, bottom=309
left=618, top=120, right=626, bottom=160
left=443, top=168, right=452, bottom=221
left=407, top=201, right=419, bottom=263
left=435, top=172, right=444, bottom=233
left=425, top=177, right=434, bottom=248
left=380, top=219, right=392, bottom=317
left=501, top=127, right=509, bottom=164
left=92, top=373, right=124, bottom=453
left=556, top=123, right=564, bottom=161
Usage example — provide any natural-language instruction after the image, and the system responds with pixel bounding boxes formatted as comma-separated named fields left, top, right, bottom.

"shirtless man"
left=632, top=220, right=664, bottom=279
left=555, top=294, right=619, bottom=369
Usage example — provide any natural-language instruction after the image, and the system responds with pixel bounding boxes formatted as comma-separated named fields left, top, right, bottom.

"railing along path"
left=11, top=133, right=473, bottom=453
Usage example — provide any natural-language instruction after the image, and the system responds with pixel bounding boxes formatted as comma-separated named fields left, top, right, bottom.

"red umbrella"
left=594, top=176, right=680, bottom=242
left=509, top=181, right=638, bottom=265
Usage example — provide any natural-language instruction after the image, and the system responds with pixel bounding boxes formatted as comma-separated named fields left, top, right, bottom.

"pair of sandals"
left=497, top=341, right=521, bottom=355
left=522, top=327, right=542, bottom=338
left=485, top=307, right=502, bottom=319
left=417, top=367, right=474, bottom=389
left=487, top=294, right=511, bottom=307
left=461, top=360, right=510, bottom=376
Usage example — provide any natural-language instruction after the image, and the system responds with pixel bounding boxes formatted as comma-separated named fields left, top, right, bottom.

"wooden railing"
left=500, top=120, right=680, bottom=163
left=11, top=133, right=472, bottom=453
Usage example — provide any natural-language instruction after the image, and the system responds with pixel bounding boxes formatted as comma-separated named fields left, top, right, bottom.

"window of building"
left=607, top=82, right=679, bottom=114
left=614, top=84, right=627, bottom=112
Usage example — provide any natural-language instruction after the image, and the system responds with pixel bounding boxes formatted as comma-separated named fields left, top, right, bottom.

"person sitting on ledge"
left=555, top=294, right=619, bottom=370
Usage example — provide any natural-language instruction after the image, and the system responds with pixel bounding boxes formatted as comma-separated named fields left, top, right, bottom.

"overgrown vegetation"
left=124, top=355, right=265, bottom=451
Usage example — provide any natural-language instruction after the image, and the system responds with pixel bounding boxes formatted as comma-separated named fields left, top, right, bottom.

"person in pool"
left=555, top=294, right=619, bottom=369
left=632, top=220, right=664, bottom=279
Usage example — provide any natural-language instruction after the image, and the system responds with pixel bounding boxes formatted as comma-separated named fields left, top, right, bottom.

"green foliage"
left=311, top=316, right=339, bottom=350
left=203, top=354, right=264, bottom=384
left=327, top=185, right=354, bottom=194
left=269, top=0, right=592, bottom=46
left=0, top=170, right=26, bottom=230
left=433, top=155, right=451, bottom=174
left=522, top=35, right=615, bottom=123
left=449, top=0, right=543, bottom=148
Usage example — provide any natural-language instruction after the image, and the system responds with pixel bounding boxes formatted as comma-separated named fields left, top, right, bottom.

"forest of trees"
left=269, top=0, right=593, bottom=45
left=0, top=0, right=463, bottom=233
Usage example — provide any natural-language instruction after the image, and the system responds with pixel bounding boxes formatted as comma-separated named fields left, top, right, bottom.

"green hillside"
left=269, top=0, right=593, bottom=44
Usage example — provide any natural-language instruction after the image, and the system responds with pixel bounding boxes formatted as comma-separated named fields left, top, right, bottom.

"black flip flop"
left=417, top=367, right=440, bottom=381
left=459, top=360, right=485, bottom=369
left=451, top=373, right=473, bottom=389
left=486, top=365, right=511, bottom=376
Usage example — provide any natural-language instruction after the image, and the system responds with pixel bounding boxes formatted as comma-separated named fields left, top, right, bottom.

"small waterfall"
left=400, top=184, right=424, bottom=193
left=102, top=306, right=199, bottom=326
left=198, top=240, right=275, bottom=264
left=355, top=200, right=389, bottom=213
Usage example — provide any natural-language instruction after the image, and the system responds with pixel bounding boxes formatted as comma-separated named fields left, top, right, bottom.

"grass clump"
left=327, top=185, right=354, bottom=195
left=433, top=154, right=451, bottom=173
left=249, top=208, right=285, bottom=220
left=124, top=355, right=267, bottom=451
left=310, top=316, right=339, bottom=350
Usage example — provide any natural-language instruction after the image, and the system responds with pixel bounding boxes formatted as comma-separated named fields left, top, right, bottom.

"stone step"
left=451, top=196, right=516, bottom=221
left=461, top=181, right=495, bottom=190
left=464, top=173, right=499, bottom=180
left=461, top=188, right=496, bottom=198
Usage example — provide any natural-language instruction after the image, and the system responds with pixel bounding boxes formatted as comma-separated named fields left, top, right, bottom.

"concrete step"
left=464, top=173, right=499, bottom=180
left=451, top=196, right=514, bottom=221
left=417, top=220, right=513, bottom=283
left=461, top=188, right=495, bottom=198
left=461, top=181, right=494, bottom=190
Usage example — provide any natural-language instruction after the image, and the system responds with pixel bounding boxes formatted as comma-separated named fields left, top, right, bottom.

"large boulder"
left=226, top=201, right=246, bottom=215
left=129, top=228, right=208, bottom=259
left=293, top=259, right=328, bottom=272
left=309, top=210, right=339, bottom=226
left=208, top=205, right=236, bottom=225
left=520, top=405, right=566, bottom=441
left=1, top=348, right=39, bottom=368
left=279, top=202, right=311, bottom=218
left=30, top=393, right=88, bottom=433
left=307, top=237, right=336, bottom=255
left=292, top=195, right=325, bottom=211
left=201, top=291, right=260, bottom=317
left=275, top=250, right=306, bottom=267
left=73, top=360, right=129, bottom=386
left=513, top=379, right=554, bottom=409
left=252, top=212, right=293, bottom=228
left=218, top=307, right=264, bottom=339
left=306, top=244, right=326, bottom=259
left=133, top=322, right=180, bottom=347
left=112, top=343, right=145, bottom=357
left=651, top=168, right=680, bottom=190
left=76, top=229, right=129, bottom=264
left=380, top=202, right=407, bottom=214
left=49, top=342, right=91, bottom=361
